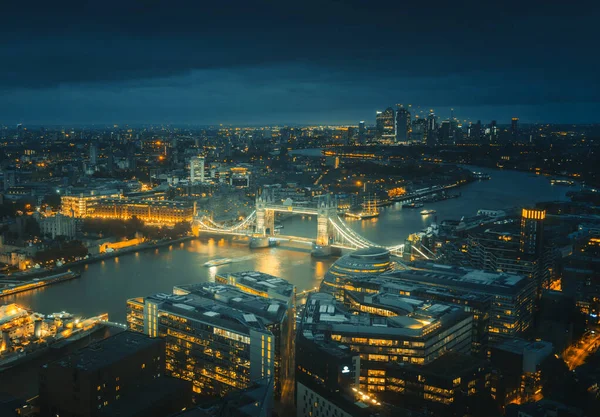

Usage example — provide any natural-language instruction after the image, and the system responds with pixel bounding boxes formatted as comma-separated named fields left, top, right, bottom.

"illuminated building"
left=39, top=331, right=192, bottom=417
left=127, top=283, right=293, bottom=402
left=489, top=338, right=552, bottom=405
left=383, top=352, right=491, bottom=415
left=358, top=120, right=366, bottom=144
left=467, top=208, right=551, bottom=293
left=299, top=293, right=472, bottom=394
left=321, top=247, right=393, bottom=297
left=395, top=105, right=411, bottom=144
left=384, top=266, right=536, bottom=343
left=426, top=110, right=437, bottom=146
left=511, top=117, right=519, bottom=136
left=61, top=189, right=121, bottom=218
left=344, top=288, right=491, bottom=355
left=172, top=379, right=273, bottom=417
left=376, top=108, right=395, bottom=141
left=87, top=198, right=194, bottom=225
left=520, top=208, right=546, bottom=257
left=215, top=271, right=295, bottom=305
left=190, top=156, right=205, bottom=184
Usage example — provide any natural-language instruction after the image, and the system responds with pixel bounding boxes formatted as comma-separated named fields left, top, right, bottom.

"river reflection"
left=3, top=166, right=572, bottom=322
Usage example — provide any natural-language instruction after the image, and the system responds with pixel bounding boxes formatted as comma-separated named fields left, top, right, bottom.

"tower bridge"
left=193, top=190, right=418, bottom=258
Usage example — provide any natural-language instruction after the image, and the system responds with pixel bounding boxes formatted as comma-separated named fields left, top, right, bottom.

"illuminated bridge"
left=193, top=190, right=434, bottom=259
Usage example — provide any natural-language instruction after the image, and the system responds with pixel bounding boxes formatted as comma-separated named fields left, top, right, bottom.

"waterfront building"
left=299, top=293, right=473, bottom=394
left=38, top=212, right=77, bottom=239
left=61, top=189, right=121, bottom=218
left=190, top=156, right=205, bottom=184
left=321, top=247, right=393, bottom=298
left=87, top=198, right=194, bottom=225
left=215, top=271, right=296, bottom=305
left=127, top=283, right=293, bottom=401
left=39, top=331, right=192, bottom=417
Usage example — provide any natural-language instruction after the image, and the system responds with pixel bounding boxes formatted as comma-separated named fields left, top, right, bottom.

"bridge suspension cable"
left=196, top=211, right=257, bottom=233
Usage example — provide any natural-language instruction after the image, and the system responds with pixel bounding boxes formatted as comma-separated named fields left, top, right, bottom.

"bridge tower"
left=255, top=188, right=275, bottom=236
left=312, top=195, right=339, bottom=257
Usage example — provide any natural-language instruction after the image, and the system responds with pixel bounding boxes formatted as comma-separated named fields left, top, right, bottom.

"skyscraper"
left=89, top=142, right=98, bottom=167
left=490, top=120, right=498, bottom=142
left=439, top=120, right=451, bottom=144
left=426, top=110, right=437, bottom=146
left=358, top=121, right=365, bottom=144
left=395, top=105, right=411, bottom=143
left=189, top=156, right=205, bottom=184
left=375, top=107, right=395, bottom=141
left=520, top=208, right=545, bottom=257
left=469, top=120, right=482, bottom=142
left=511, top=117, right=519, bottom=137
left=411, top=117, right=426, bottom=144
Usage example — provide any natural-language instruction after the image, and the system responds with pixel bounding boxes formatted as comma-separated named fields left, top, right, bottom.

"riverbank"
left=6, top=235, right=196, bottom=280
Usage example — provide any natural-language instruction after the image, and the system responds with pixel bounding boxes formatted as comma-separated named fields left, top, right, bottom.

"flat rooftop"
left=218, top=271, right=295, bottom=298
left=149, top=283, right=288, bottom=333
left=384, top=264, right=529, bottom=295
left=47, top=331, right=160, bottom=372
left=301, top=292, right=469, bottom=339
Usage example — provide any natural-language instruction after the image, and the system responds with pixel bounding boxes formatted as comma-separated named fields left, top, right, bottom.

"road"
left=564, top=332, right=600, bottom=370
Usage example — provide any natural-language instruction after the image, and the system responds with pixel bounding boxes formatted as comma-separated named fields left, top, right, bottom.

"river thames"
left=4, top=166, right=572, bottom=322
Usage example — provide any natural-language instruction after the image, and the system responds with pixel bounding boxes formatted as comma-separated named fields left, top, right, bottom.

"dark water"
left=4, top=165, right=572, bottom=322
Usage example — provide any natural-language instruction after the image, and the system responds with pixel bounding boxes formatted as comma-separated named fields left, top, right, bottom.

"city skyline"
left=1, top=1, right=599, bottom=125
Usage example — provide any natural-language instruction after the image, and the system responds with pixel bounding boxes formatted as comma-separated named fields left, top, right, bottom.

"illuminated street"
left=564, top=332, right=600, bottom=370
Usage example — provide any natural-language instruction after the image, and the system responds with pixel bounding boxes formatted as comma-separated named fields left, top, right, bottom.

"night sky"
left=1, top=0, right=598, bottom=126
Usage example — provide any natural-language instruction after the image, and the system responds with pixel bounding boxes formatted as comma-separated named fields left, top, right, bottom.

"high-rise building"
left=190, top=156, right=205, bottom=184
left=490, top=120, right=498, bottom=141
left=89, top=142, right=98, bottom=167
left=358, top=121, right=366, bottom=144
left=411, top=118, right=426, bottom=144
left=439, top=120, right=451, bottom=144
left=426, top=110, right=437, bottom=146
left=127, top=282, right=293, bottom=403
left=520, top=208, right=545, bottom=257
left=511, top=117, right=519, bottom=137
left=469, top=120, right=482, bottom=142
left=376, top=108, right=395, bottom=141
left=395, top=105, right=411, bottom=143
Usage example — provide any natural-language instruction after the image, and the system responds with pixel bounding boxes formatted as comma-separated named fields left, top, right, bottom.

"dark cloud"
left=0, top=0, right=599, bottom=124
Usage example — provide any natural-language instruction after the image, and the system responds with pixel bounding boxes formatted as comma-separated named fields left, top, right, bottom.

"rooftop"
left=217, top=270, right=295, bottom=299
left=301, top=292, right=469, bottom=339
left=149, top=283, right=289, bottom=333
left=47, top=331, right=160, bottom=372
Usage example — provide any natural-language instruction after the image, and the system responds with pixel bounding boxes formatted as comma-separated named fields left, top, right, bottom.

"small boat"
left=203, top=258, right=232, bottom=267
left=420, top=209, right=436, bottom=216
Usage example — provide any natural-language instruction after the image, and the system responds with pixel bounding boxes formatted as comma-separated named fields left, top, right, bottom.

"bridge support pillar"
left=312, top=195, right=340, bottom=257
left=251, top=188, right=275, bottom=248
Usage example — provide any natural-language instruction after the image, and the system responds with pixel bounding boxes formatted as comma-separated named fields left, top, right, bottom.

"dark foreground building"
left=38, top=331, right=192, bottom=417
